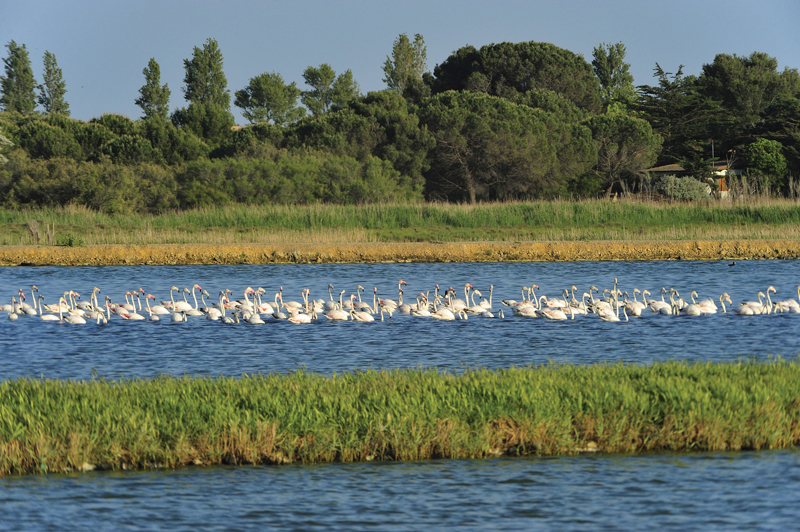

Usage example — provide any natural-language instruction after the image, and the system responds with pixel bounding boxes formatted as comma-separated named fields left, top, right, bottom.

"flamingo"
left=37, top=295, right=59, bottom=321
left=775, top=286, right=800, bottom=313
left=349, top=295, right=375, bottom=321
left=7, top=296, right=19, bottom=320
left=59, top=297, right=86, bottom=324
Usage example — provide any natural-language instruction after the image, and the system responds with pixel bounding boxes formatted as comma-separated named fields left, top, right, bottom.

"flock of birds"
left=3, top=279, right=800, bottom=326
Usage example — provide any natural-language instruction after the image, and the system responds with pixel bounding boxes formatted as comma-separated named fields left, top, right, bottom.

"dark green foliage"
left=138, top=117, right=209, bottom=165
left=431, top=41, right=602, bottom=113
left=700, top=52, right=800, bottom=131
left=635, top=64, right=726, bottom=171
left=171, top=102, right=234, bottom=149
left=135, top=58, right=170, bottom=120
left=234, top=72, right=305, bottom=125
left=74, top=128, right=106, bottom=163
left=99, top=135, right=161, bottom=165
left=757, top=96, right=800, bottom=174
left=586, top=112, right=663, bottom=193
left=89, top=114, right=136, bottom=136
left=418, top=91, right=595, bottom=202
left=745, top=138, right=788, bottom=188
left=38, top=51, right=69, bottom=116
left=512, top=89, right=589, bottom=123
left=175, top=151, right=423, bottom=208
left=286, top=90, right=434, bottom=191
left=17, top=121, right=82, bottom=160
left=212, top=123, right=283, bottom=158
left=1, top=41, right=37, bottom=115
left=181, top=38, right=230, bottom=109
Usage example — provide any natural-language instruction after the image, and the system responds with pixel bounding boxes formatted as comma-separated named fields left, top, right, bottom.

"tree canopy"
left=417, top=91, right=595, bottom=203
left=234, top=72, right=306, bottom=125
left=431, top=41, right=602, bottom=113
left=301, top=64, right=361, bottom=116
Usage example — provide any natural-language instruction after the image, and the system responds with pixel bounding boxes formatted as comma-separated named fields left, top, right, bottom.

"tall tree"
left=382, top=33, right=429, bottom=101
left=181, top=38, right=230, bottom=108
left=37, top=51, right=69, bottom=116
left=592, top=42, right=635, bottom=112
left=1, top=40, right=37, bottom=114
left=586, top=113, right=662, bottom=194
left=301, top=64, right=361, bottom=116
left=234, top=72, right=306, bottom=125
left=417, top=91, right=595, bottom=203
left=135, top=58, right=171, bottom=120
left=700, top=52, right=800, bottom=130
left=300, top=63, right=336, bottom=116
left=635, top=64, right=725, bottom=171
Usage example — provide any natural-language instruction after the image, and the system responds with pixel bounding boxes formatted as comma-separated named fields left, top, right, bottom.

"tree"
left=382, top=33, right=430, bottom=101
left=431, top=41, right=602, bottom=113
left=592, top=42, right=635, bottom=112
left=171, top=102, right=235, bottom=148
left=135, top=58, right=171, bottom=120
left=635, top=64, right=725, bottom=171
left=757, top=96, right=800, bottom=174
left=417, top=91, right=595, bottom=203
left=746, top=137, right=788, bottom=189
left=1, top=40, right=37, bottom=114
left=700, top=52, right=800, bottom=130
left=586, top=112, right=662, bottom=195
left=181, top=38, right=230, bottom=108
left=234, top=72, right=306, bottom=125
left=301, top=64, right=361, bottom=116
left=37, top=51, right=69, bottom=116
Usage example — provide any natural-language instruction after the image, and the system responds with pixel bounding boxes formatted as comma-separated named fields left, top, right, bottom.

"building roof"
left=644, top=164, right=685, bottom=173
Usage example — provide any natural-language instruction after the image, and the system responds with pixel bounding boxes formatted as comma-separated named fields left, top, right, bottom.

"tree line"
left=1, top=36, right=799, bottom=212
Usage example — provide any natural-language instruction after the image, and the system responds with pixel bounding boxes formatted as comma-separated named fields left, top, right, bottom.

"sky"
left=2, top=0, right=799, bottom=124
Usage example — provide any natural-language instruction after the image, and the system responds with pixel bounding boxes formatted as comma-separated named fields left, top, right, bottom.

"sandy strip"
left=1, top=240, right=799, bottom=266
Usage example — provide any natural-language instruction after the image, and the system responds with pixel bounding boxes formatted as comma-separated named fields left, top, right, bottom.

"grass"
left=2, top=197, right=800, bottom=245
left=1, top=360, right=799, bottom=476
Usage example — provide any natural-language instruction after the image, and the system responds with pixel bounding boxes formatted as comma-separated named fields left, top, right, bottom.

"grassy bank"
left=1, top=360, right=798, bottom=476
left=3, top=198, right=800, bottom=246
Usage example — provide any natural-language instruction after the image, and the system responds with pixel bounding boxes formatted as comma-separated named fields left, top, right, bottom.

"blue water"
left=1, top=260, right=798, bottom=380
left=1, top=260, right=799, bottom=530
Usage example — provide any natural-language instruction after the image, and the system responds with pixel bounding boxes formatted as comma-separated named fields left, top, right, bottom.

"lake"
left=1, top=260, right=799, bottom=530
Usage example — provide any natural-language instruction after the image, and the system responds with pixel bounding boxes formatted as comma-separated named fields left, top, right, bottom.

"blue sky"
left=2, top=0, right=799, bottom=124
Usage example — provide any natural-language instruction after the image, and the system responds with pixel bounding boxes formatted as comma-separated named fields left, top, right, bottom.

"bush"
left=655, top=174, right=709, bottom=201
left=17, top=121, right=82, bottom=160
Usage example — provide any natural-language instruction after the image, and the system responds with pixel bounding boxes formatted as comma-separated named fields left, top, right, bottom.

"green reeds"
left=3, top=198, right=800, bottom=245
left=1, top=360, right=799, bottom=476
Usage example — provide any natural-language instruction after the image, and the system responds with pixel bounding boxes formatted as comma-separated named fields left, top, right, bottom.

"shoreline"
left=1, top=240, right=800, bottom=266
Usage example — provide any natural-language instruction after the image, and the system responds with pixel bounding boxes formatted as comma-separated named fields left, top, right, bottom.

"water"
left=1, top=260, right=799, bottom=530
left=1, top=260, right=799, bottom=380
left=1, top=451, right=798, bottom=531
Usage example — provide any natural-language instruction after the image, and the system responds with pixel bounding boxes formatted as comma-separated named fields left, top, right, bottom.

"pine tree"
left=1, top=40, right=37, bottom=114
left=38, top=51, right=70, bottom=116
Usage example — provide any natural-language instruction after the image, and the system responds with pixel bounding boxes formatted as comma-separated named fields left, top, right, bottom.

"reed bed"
left=1, top=360, right=799, bottom=476
left=3, top=198, right=800, bottom=245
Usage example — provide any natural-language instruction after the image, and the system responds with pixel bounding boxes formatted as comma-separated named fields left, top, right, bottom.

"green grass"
left=1, top=360, right=799, bottom=476
left=3, top=198, right=800, bottom=245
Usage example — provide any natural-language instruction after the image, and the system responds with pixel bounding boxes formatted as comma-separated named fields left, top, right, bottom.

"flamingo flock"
left=3, top=280, right=799, bottom=326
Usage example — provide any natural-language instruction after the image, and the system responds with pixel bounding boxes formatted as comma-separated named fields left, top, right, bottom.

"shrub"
left=655, top=174, right=709, bottom=201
